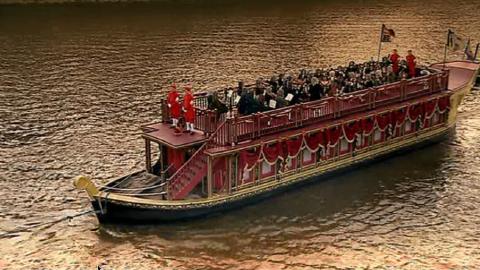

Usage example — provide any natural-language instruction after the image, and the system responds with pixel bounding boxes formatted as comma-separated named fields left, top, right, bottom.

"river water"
left=1, top=0, right=480, bottom=269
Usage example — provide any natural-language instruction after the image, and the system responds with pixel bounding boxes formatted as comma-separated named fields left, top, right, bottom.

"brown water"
left=1, top=0, right=480, bottom=269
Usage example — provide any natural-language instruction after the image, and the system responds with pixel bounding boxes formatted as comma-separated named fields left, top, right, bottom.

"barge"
left=75, top=60, right=479, bottom=223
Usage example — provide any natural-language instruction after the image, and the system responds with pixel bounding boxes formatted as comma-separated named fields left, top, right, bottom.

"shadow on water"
left=97, top=137, right=451, bottom=242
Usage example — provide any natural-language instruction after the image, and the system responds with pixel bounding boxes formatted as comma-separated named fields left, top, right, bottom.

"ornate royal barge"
left=75, top=61, right=479, bottom=223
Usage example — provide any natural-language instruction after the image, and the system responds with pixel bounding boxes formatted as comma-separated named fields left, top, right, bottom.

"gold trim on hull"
left=91, top=122, right=452, bottom=210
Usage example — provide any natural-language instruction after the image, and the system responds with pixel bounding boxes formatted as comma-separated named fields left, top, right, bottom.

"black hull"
left=92, top=129, right=452, bottom=224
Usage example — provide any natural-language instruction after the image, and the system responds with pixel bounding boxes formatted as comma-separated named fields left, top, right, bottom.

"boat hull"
left=91, top=126, right=452, bottom=223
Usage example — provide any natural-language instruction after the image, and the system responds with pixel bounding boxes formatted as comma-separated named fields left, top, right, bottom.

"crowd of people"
left=171, top=49, right=427, bottom=121
left=207, top=49, right=424, bottom=116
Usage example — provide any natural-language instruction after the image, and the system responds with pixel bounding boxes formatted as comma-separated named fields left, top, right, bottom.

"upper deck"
left=143, top=65, right=452, bottom=150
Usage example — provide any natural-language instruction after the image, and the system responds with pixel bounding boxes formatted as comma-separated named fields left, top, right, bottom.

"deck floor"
left=431, top=61, right=479, bottom=90
left=142, top=122, right=207, bottom=148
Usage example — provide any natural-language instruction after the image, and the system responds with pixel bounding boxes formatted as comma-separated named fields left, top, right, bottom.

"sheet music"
left=269, top=99, right=277, bottom=108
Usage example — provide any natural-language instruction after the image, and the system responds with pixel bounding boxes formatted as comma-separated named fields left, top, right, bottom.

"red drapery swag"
left=262, top=142, right=284, bottom=164
left=286, top=135, right=303, bottom=157
left=408, top=103, right=424, bottom=121
left=305, top=131, right=326, bottom=151
left=361, top=117, right=375, bottom=135
left=326, top=126, right=342, bottom=146
left=424, top=99, right=437, bottom=118
left=343, top=121, right=360, bottom=142
left=438, top=96, right=450, bottom=112
left=376, top=112, right=391, bottom=131
left=392, top=108, right=407, bottom=127
left=239, top=147, right=262, bottom=170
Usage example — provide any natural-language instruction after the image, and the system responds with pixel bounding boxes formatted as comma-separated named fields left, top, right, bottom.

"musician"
left=389, top=49, right=400, bottom=75
left=406, top=50, right=417, bottom=78
left=183, top=85, right=195, bottom=134
left=167, top=83, right=181, bottom=128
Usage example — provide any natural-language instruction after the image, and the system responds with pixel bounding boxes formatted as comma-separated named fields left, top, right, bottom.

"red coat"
left=167, top=90, right=181, bottom=118
left=389, top=53, right=400, bottom=73
left=406, top=54, right=416, bottom=77
left=183, top=92, right=195, bottom=123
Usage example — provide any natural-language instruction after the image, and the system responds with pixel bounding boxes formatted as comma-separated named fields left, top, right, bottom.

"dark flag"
left=381, top=24, right=395, bottom=42
left=447, top=30, right=467, bottom=51
left=464, top=39, right=475, bottom=60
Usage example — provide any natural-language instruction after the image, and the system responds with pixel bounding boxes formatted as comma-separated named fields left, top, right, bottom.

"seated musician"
left=275, top=89, right=288, bottom=109
left=238, top=88, right=261, bottom=115
left=207, top=92, right=228, bottom=117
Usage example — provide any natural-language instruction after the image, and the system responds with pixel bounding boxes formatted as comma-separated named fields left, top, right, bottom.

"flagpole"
left=463, top=38, right=470, bottom=60
left=443, top=29, right=450, bottom=70
left=474, top=43, right=480, bottom=61
left=377, top=24, right=384, bottom=62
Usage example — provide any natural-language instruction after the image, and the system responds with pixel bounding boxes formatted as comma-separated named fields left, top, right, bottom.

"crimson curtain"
left=305, top=131, right=326, bottom=151
left=408, top=104, right=424, bottom=121
left=239, top=147, right=262, bottom=170
left=326, top=126, right=342, bottom=146
left=286, top=135, right=303, bottom=157
left=343, top=121, right=360, bottom=142
left=393, top=108, right=407, bottom=127
left=167, top=148, right=185, bottom=173
left=438, top=96, right=450, bottom=112
left=376, top=113, right=391, bottom=130
left=424, top=99, right=437, bottom=117
left=213, top=158, right=226, bottom=190
left=361, top=117, right=375, bottom=135
left=263, top=142, right=283, bottom=163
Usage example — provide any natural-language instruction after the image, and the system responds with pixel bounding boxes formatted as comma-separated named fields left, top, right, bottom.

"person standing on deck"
left=406, top=50, right=417, bottom=78
left=167, top=83, right=181, bottom=128
left=183, top=85, right=196, bottom=135
left=389, top=49, right=400, bottom=75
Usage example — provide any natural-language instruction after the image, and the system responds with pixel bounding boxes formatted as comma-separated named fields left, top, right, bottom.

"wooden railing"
left=210, top=70, right=449, bottom=146
left=160, top=70, right=448, bottom=146
left=160, top=98, right=218, bottom=134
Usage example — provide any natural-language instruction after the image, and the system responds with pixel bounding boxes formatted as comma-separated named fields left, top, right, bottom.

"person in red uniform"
left=389, top=49, right=400, bottom=75
left=183, top=85, right=195, bottom=134
left=167, top=83, right=181, bottom=128
left=406, top=50, right=416, bottom=78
